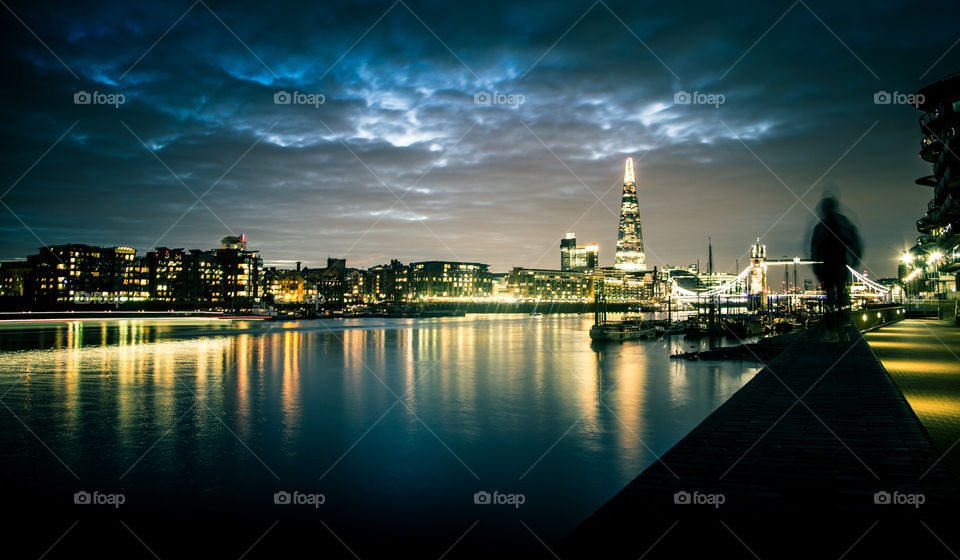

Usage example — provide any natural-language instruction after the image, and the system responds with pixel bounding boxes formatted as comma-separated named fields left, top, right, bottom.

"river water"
left=0, top=314, right=759, bottom=554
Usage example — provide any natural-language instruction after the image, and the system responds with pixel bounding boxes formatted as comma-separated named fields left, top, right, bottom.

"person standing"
left=810, top=197, right=863, bottom=339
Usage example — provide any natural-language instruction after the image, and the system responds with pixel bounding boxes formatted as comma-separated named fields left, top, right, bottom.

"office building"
left=409, top=261, right=491, bottom=299
left=366, top=260, right=412, bottom=303
left=507, top=267, right=592, bottom=301
left=560, top=233, right=599, bottom=271
left=614, top=157, right=646, bottom=271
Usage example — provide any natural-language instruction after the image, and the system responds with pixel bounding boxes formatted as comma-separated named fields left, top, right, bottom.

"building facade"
left=906, top=73, right=960, bottom=298
left=263, top=268, right=307, bottom=304
left=0, top=261, right=31, bottom=298
left=507, top=267, right=593, bottom=301
left=503, top=266, right=649, bottom=302
left=9, top=237, right=261, bottom=309
left=560, top=233, right=599, bottom=271
left=146, top=247, right=188, bottom=302
left=366, top=260, right=412, bottom=303
left=614, top=157, right=646, bottom=271
left=23, top=244, right=149, bottom=304
left=409, top=261, right=491, bottom=299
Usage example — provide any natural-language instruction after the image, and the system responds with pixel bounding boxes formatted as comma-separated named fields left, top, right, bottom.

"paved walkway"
left=562, top=324, right=960, bottom=559
left=865, top=318, right=960, bottom=478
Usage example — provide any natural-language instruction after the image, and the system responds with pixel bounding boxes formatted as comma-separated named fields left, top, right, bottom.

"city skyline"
left=0, top=152, right=909, bottom=282
left=0, top=155, right=839, bottom=281
left=2, top=1, right=959, bottom=278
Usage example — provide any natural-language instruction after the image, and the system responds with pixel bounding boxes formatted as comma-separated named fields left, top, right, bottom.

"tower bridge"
left=667, top=237, right=890, bottom=304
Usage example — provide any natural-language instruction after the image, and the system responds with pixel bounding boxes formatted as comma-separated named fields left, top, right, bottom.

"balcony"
left=920, top=108, right=941, bottom=130
left=919, top=106, right=960, bottom=137
left=933, top=166, right=960, bottom=205
left=926, top=133, right=960, bottom=168
left=917, top=216, right=937, bottom=234
left=913, top=72, right=960, bottom=113
left=945, top=194, right=960, bottom=219
left=940, top=258, right=960, bottom=273
left=920, top=134, right=943, bottom=162
left=947, top=165, right=960, bottom=187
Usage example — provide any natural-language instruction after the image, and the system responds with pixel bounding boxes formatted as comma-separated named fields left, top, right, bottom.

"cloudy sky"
left=1, top=0, right=957, bottom=277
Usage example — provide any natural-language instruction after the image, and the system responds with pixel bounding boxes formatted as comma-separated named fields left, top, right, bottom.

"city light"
left=0, top=4, right=958, bottom=558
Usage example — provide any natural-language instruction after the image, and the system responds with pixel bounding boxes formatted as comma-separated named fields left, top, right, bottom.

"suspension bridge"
left=669, top=262, right=891, bottom=302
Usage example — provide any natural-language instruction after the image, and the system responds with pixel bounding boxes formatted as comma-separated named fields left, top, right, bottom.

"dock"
left=562, top=322, right=960, bottom=558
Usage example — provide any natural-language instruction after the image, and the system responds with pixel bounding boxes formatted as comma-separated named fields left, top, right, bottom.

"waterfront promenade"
left=866, top=319, right=960, bottom=478
left=563, top=322, right=960, bottom=558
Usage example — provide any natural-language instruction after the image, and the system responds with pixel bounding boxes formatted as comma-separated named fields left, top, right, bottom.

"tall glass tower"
left=614, top=157, right=646, bottom=271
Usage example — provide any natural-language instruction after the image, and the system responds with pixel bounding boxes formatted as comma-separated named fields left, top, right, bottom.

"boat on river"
left=590, top=319, right=656, bottom=342
left=655, top=321, right=686, bottom=336
left=590, top=284, right=655, bottom=342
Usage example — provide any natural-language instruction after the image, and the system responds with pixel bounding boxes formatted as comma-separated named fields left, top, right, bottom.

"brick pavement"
left=866, top=318, right=960, bottom=478
left=561, top=324, right=960, bottom=559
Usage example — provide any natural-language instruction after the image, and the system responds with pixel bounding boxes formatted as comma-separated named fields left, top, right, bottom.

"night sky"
left=2, top=0, right=958, bottom=277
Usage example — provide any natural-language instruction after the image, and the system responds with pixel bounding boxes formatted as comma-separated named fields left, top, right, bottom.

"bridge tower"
left=748, top=238, right=767, bottom=310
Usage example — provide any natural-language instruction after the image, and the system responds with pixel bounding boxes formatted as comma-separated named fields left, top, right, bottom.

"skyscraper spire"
left=614, top=157, right=646, bottom=272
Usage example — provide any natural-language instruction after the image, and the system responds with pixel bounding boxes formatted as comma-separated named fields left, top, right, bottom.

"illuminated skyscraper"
left=561, top=233, right=578, bottom=271
left=614, top=157, right=646, bottom=271
left=561, top=233, right=599, bottom=271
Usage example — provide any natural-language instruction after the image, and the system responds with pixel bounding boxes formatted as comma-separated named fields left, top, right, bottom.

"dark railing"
left=850, top=304, right=905, bottom=332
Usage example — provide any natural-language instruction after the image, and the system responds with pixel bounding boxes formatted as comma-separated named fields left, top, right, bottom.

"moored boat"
left=590, top=320, right=656, bottom=342
left=655, top=322, right=686, bottom=336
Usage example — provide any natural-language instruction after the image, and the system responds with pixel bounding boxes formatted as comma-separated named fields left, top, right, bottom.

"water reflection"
left=0, top=315, right=760, bottom=543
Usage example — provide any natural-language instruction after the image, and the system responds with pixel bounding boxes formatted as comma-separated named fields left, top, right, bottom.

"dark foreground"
left=563, top=322, right=960, bottom=558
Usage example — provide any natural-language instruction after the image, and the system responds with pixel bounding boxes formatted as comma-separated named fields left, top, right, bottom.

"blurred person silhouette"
left=810, top=196, right=862, bottom=340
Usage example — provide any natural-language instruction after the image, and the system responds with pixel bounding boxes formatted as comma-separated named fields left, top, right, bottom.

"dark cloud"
left=1, top=0, right=958, bottom=277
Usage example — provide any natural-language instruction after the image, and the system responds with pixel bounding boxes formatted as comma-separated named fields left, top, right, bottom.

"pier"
left=563, top=319, right=960, bottom=558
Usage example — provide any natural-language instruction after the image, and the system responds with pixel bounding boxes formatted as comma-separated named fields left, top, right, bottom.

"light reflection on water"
left=0, top=314, right=759, bottom=542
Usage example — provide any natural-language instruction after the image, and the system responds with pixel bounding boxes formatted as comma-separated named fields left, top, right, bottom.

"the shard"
left=614, top=157, right=646, bottom=271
